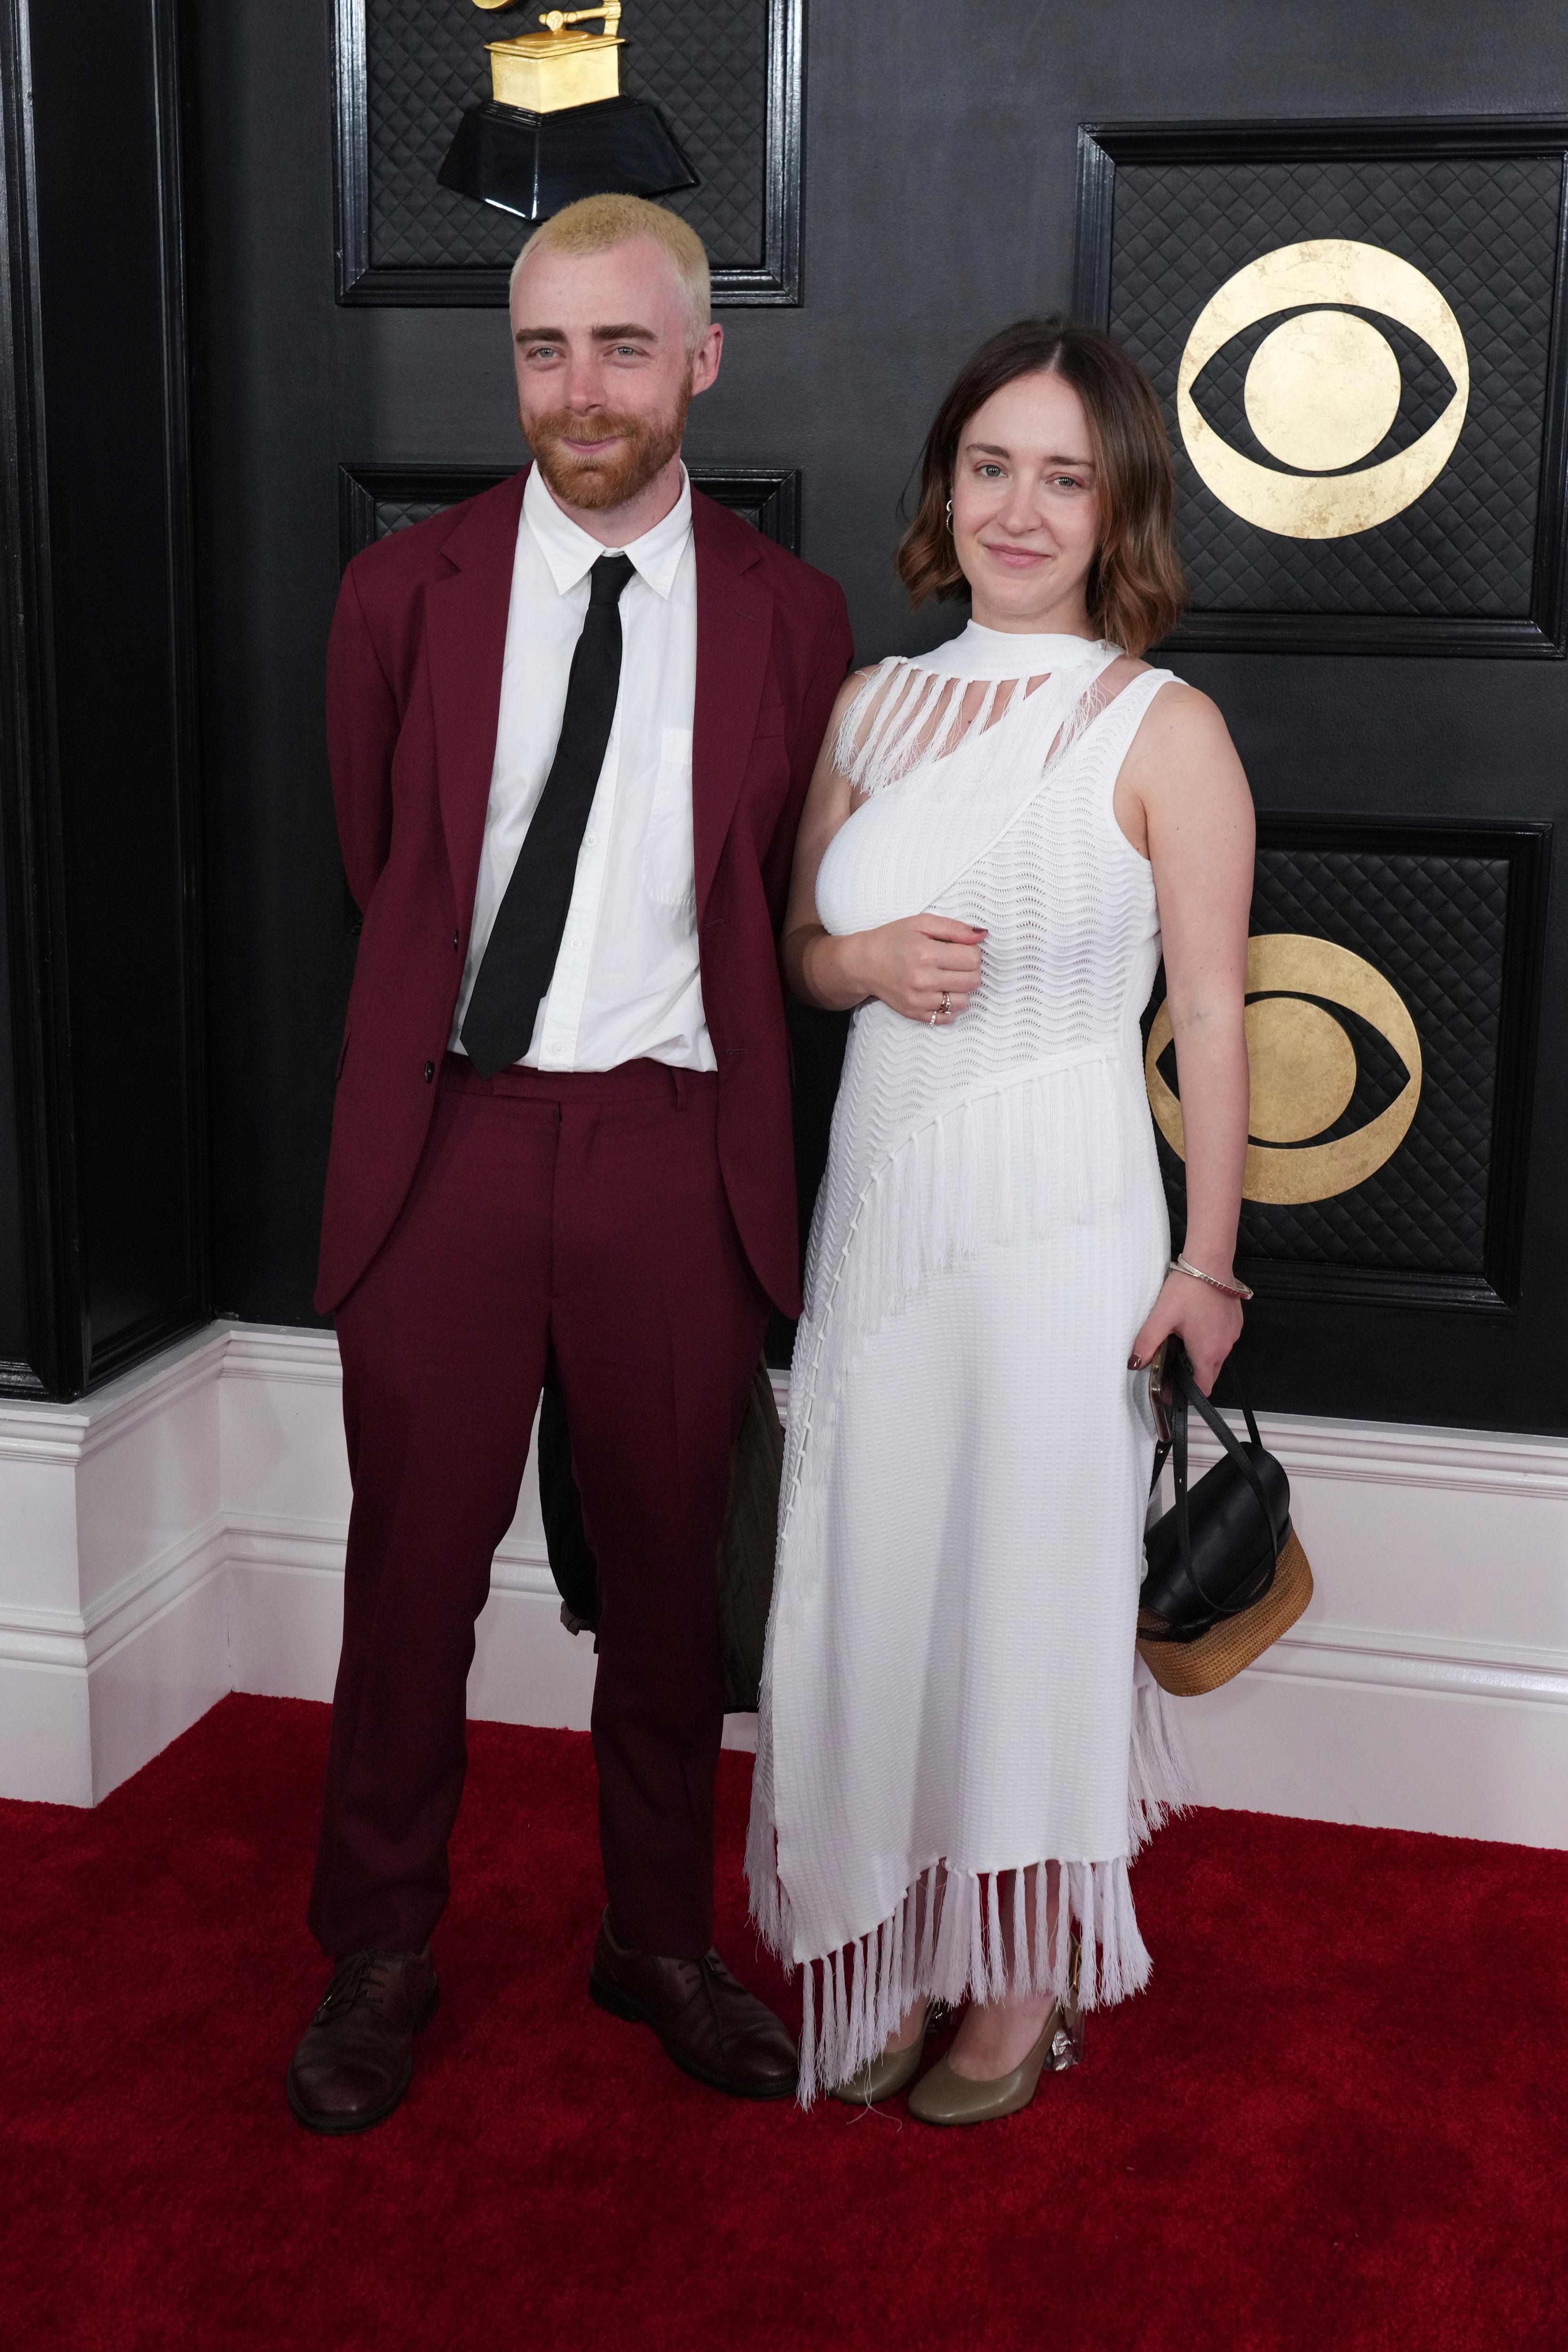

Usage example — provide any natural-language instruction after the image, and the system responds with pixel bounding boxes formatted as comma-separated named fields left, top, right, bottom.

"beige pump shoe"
left=907, top=1947, right=1082, bottom=2127
left=830, top=2005, right=933, bottom=2106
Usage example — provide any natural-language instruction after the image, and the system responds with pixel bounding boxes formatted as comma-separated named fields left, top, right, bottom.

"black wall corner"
left=0, top=0, right=208, bottom=1398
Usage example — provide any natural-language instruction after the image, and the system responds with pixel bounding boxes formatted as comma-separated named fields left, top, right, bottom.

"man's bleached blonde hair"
left=509, top=194, right=711, bottom=344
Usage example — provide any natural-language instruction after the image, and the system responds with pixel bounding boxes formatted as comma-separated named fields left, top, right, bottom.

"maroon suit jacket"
left=316, top=468, right=854, bottom=1319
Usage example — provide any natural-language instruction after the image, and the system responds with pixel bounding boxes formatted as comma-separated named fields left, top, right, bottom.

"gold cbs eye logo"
left=1178, top=239, right=1470, bottom=539
left=1145, top=934, right=1422, bottom=1205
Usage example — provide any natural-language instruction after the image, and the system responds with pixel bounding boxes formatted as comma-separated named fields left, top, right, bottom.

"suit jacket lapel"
left=692, top=493, right=772, bottom=920
left=426, top=469, right=528, bottom=921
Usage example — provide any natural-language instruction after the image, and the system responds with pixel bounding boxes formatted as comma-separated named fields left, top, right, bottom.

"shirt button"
left=423, top=1061, right=435, bottom=1082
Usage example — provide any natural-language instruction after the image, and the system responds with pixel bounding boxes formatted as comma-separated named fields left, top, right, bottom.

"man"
left=286, top=194, right=852, bottom=2131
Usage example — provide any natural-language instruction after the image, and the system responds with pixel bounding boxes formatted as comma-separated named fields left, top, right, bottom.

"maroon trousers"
left=308, top=1054, right=768, bottom=1961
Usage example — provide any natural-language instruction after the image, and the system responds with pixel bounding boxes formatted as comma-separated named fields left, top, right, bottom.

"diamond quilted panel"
left=373, top=495, right=458, bottom=536
left=1149, top=842, right=1514, bottom=1276
left=365, top=0, right=769, bottom=272
left=1107, top=156, right=1563, bottom=617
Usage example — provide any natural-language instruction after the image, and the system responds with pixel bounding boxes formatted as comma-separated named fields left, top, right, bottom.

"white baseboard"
left=0, top=1658, right=93, bottom=1806
left=1176, top=1663, right=1568, bottom=1847
left=2, top=1321, right=1565, bottom=1843
left=223, top=1519, right=604, bottom=1733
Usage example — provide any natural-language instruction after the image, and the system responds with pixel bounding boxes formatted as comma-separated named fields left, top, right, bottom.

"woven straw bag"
left=1136, top=1349, right=1313, bottom=1697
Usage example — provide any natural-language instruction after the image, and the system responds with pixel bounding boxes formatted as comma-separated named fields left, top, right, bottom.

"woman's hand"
left=849, top=913, right=986, bottom=1025
left=1129, top=1269, right=1243, bottom=1397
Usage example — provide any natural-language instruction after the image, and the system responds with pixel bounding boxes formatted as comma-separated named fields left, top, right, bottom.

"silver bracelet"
left=1169, top=1254, right=1254, bottom=1302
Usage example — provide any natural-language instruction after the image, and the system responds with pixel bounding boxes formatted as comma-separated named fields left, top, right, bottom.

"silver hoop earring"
left=945, top=497, right=953, bottom=521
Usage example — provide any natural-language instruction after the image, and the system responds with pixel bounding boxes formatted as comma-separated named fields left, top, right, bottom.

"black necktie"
left=462, top=552, right=636, bottom=1077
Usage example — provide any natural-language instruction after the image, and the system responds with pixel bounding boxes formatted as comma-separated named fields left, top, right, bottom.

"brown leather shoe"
left=588, top=1909, right=797, bottom=2099
left=286, top=1947, right=438, bottom=2134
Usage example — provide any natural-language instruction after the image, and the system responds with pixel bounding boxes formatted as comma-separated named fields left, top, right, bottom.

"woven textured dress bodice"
left=784, top=631, right=1170, bottom=1541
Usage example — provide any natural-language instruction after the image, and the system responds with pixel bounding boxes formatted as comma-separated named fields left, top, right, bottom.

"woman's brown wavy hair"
left=895, top=316, right=1186, bottom=657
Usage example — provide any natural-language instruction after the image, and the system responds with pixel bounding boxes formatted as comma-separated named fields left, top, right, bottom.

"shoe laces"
left=318, top=1949, right=403, bottom=2018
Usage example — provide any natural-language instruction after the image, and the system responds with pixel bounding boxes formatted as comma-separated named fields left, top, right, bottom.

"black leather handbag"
left=1136, top=1345, right=1313, bottom=1696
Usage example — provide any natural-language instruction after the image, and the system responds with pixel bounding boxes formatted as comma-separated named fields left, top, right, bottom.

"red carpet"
left=1, top=1694, right=1563, bottom=2351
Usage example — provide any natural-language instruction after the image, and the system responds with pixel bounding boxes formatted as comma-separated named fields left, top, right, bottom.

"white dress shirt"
left=449, top=462, right=714, bottom=1072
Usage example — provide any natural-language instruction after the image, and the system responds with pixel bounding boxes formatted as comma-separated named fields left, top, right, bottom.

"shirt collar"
left=524, top=461, right=693, bottom=601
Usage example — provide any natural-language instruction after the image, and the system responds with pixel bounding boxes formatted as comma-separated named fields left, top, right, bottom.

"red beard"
left=523, top=391, right=690, bottom=511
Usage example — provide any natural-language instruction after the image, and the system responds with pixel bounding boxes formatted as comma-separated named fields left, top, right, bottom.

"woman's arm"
left=1118, top=683, right=1255, bottom=1394
left=782, top=672, right=985, bottom=1025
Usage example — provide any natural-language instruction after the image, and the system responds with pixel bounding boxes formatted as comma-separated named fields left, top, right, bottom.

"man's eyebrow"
left=512, top=322, right=662, bottom=344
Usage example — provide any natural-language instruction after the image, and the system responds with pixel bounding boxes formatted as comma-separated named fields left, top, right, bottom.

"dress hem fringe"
left=748, top=1670, right=1194, bottom=2105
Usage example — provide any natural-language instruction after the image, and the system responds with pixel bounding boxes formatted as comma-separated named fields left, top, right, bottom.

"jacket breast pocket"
left=640, top=725, right=696, bottom=915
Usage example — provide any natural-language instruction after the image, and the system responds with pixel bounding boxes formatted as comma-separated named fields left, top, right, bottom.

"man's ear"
left=690, top=321, right=724, bottom=398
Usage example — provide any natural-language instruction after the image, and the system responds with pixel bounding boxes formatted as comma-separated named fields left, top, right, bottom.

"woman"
left=746, top=318, right=1255, bottom=2119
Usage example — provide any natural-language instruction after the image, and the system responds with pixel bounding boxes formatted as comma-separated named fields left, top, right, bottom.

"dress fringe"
left=746, top=1666, right=1194, bottom=2106
left=1129, top=1660, right=1196, bottom=1851
left=830, top=652, right=1110, bottom=802
left=764, top=1856, right=1142, bottom=2107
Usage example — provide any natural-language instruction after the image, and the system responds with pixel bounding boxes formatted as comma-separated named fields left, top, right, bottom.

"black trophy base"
left=437, top=95, right=700, bottom=222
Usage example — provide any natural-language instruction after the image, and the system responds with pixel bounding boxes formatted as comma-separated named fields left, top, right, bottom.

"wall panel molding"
left=1075, top=115, right=1568, bottom=657
left=333, top=0, right=804, bottom=306
left=1147, top=814, right=1553, bottom=1317
left=0, top=0, right=70, bottom=1398
left=0, top=0, right=208, bottom=1400
left=337, top=460, right=803, bottom=566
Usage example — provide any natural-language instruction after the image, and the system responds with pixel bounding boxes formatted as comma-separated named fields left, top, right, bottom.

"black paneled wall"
left=0, top=1, right=1522, bottom=1437
left=182, top=0, right=1568, bottom=1438
left=0, top=0, right=206, bottom=1397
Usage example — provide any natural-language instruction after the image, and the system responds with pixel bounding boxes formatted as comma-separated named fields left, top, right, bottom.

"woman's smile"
left=979, top=540, right=1053, bottom=570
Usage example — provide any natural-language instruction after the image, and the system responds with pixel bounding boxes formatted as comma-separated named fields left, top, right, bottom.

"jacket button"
left=453, top=930, right=459, bottom=952
left=423, top=1060, right=435, bottom=1082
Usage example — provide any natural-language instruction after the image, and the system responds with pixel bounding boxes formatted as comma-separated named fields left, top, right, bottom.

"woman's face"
left=948, top=369, right=1102, bottom=634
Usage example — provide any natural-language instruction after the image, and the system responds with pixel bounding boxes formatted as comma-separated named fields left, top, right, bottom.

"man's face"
left=510, top=236, right=722, bottom=514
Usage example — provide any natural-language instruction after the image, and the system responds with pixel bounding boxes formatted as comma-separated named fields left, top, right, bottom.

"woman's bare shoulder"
left=1112, top=666, right=1233, bottom=754
left=1093, top=649, right=1171, bottom=711
left=1100, top=652, right=1211, bottom=710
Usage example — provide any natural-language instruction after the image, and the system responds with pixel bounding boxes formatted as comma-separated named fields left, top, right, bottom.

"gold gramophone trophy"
left=438, top=1, right=700, bottom=222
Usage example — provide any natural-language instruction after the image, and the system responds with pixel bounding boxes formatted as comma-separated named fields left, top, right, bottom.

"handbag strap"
left=1147, top=1351, right=1266, bottom=1495
left=1147, top=1348, right=1281, bottom=1616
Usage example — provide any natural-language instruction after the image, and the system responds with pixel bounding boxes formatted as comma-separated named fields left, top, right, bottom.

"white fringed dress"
left=746, top=623, right=1194, bottom=2103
